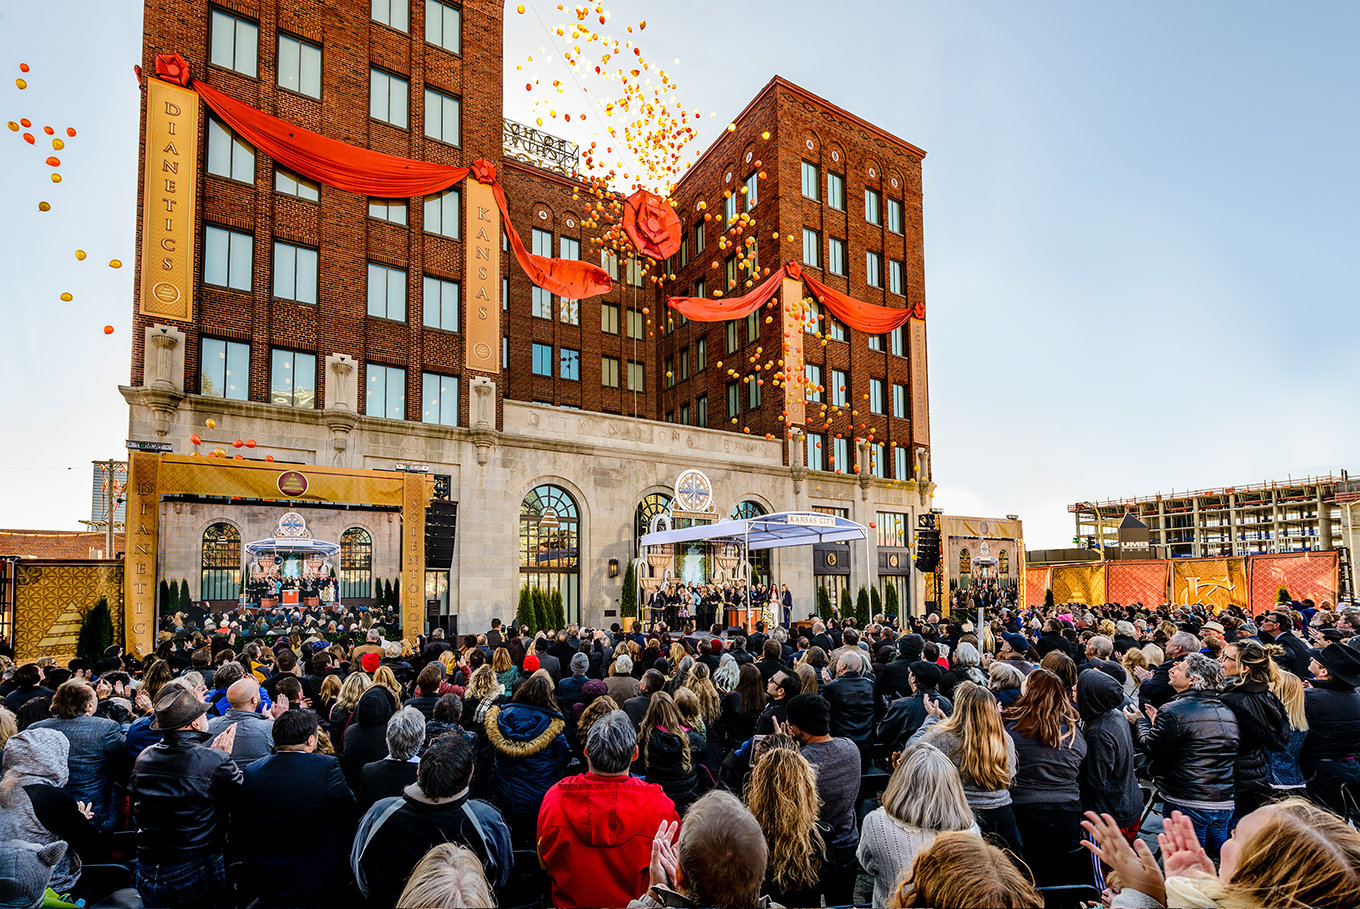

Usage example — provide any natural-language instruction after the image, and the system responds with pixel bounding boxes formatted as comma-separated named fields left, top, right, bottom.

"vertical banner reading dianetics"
left=781, top=277, right=806, bottom=431
left=464, top=180, right=502, bottom=374
left=139, top=79, right=199, bottom=322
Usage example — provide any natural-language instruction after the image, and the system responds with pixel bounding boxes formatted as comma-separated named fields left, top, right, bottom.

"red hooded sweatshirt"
left=537, top=772, right=680, bottom=909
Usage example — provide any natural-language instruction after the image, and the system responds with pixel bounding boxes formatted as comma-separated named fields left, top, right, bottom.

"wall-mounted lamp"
left=608, top=558, right=620, bottom=578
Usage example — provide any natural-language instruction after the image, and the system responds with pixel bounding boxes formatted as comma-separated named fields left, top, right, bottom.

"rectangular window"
left=423, top=87, right=461, bottom=145
left=369, top=68, right=408, bottom=128
left=827, top=172, right=845, bottom=210
left=893, top=383, right=906, bottom=418
left=627, top=361, right=645, bottom=392
left=531, top=343, right=553, bottom=377
left=210, top=9, right=258, bottom=77
left=746, top=311, right=760, bottom=346
left=679, top=347, right=689, bottom=381
left=601, top=302, right=619, bottom=334
left=601, top=356, right=620, bottom=388
left=695, top=278, right=706, bottom=300
left=277, top=34, right=321, bottom=98
left=423, top=188, right=460, bottom=238
left=366, top=262, right=406, bottom=321
left=826, top=315, right=847, bottom=342
left=365, top=363, right=405, bottom=419
left=559, top=236, right=580, bottom=260
left=748, top=377, right=761, bottom=409
left=694, top=221, right=705, bottom=254
left=532, top=287, right=552, bottom=319
left=532, top=228, right=552, bottom=257
left=888, top=259, right=904, bottom=295
left=627, top=309, right=644, bottom=339
left=726, top=381, right=739, bottom=418
left=270, top=348, right=315, bottom=407
left=723, top=192, right=737, bottom=225
left=724, top=257, right=737, bottom=293
left=204, top=225, right=253, bottom=291
left=831, top=369, right=848, bottom=407
left=421, top=372, right=458, bottom=426
left=207, top=118, right=255, bottom=183
left=272, top=241, right=318, bottom=304
left=828, top=238, right=846, bottom=276
left=865, top=189, right=882, bottom=225
left=802, top=228, right=821, bottom=268
left=890, top=326, right=905, bottom=356
left=833, top=436, right=849, bottom=471
left=502, top=277, right=508, bottom=311
left=422, top=275, right=459, bottom=331
left=801, top=160, right=819, bottom=200
left=425, top=0, right=461, bottom=53
left=201, top=337, right=249, bottom=400
left=600, top=249, right=619, bottom=280
left=726, top=321, right=739, bottom=354
left=625, top=256, right=643, bottom=287
left=804, top=299, right=821, bottom=334
left=679, top=235, right=688, bottom=268
left=866, top=251, right=882, bottom=287
left=664, top=357, right=675, bottom=388
left=744, top=172, right=758, bottom=209
left=274, top=169, right=319, bottom=201
left=869, top=334, right=883, bottom=352
left=679, top=403, right=690, bottom=425
left=805, top=363, right=822, bottom=402
left=887, top=198, right=903, bottom=234
left=895, top=446, right=909, bottom=480
left=696, top=338, right=707, bottom=371
left=368, top=197, right=408, bottom=225
left=503, top=336, right=508, bottom=369
left=871, top=442, right=886, bottom=478
left=696, top=395, right=707, bottom=426
left=877, top=511, right=907, bottom=547
left=560, top=347, right=580, bottom=381
left=807, top=433, right=824, bottom=471
left=371, top=0, right=408, bottom=32
left=870, top=378, right=884, bottom=414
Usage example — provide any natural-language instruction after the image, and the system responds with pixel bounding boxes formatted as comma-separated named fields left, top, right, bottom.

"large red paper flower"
left=622, top=189, right=680, bottom=260
left=154, top=53, right=191, bottom=86
left=470, top=158, right=498, bottom=185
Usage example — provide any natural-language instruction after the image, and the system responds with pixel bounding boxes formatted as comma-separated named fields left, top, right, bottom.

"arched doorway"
left=339, top=527, right=373, bottom=600
left=520, top=484, right=580, bottom=624
left=201, top=523, right=241, bottom=605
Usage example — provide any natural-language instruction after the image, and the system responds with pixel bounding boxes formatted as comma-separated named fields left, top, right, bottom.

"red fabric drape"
left=665, top=265, right=789, bottom=321
left=622, top=189, right=681, bottom=260
left=487, top=177, right=612, bottom=300
left=801, top=270, right=916, bottom=333
left=194, top=80, right=468, bottom=197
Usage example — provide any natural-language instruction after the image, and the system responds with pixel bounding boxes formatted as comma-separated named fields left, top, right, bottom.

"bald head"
left=226, top=677, right=261, bottom=710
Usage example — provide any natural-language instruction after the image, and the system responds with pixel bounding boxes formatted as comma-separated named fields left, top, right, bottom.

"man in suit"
left=238, top=709, right=356, bottom=906
left=534, top=637, right=562, bottom=683
left=781, top=584, right=793, bottom=628
left=1258, top=612, right=1312, bottom=679
left=486, top=618, right=505, bottom=648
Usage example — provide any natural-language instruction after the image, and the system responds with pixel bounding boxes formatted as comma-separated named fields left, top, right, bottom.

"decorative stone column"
left=323, top=355, right=359, bottom=466
left=857, top=439, right=872, bottom=501
left=789, top=429, right=807, bottom=494
left=138, top=324, right=186, bottom=437
left=471, top=377, right=498, bottom=466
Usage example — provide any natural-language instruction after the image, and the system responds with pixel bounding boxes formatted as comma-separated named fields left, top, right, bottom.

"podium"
left=282, top=589, right=299, bottom=606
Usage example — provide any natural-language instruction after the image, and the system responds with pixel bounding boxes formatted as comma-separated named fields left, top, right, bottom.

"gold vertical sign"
left=401, top=473, right=432, bottom=635
left=139, top=79, right=200, bottom=322
left=464, top=180, right=502, bottom=373
left=909, top=319, right=930, bottom=446
left=122, top=451, right=161, bottom=658
left=780, top=278, right=806, bottom=430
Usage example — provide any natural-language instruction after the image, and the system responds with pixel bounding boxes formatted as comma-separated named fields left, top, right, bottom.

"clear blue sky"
left=1, top=0, right=1356, bottom=547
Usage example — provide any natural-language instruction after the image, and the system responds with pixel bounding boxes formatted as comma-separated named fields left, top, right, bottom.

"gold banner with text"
left=401, top=472, right=433, bottom=635
left=781, top=278, right=806, bottom=431
left=909, top=319, right=929, bottom=445
left=122, top=451, right=161, bottom=657
left=138, top=79, right=199, bottom=322
left=464, top=180, right=502, bottom=374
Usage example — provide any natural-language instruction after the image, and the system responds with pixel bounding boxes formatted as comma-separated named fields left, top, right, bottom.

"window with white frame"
left=368, top=197, right=408, bottom=225
left=531, top=343, right=552, bottom=376
left=866, top=251, right=882, bottom=288
left=601, top=302, right=619, bottom=334
left=601, top=356, right=620, bottom=388
left=725, top=322, right=738, bottom=353
left=204, top=226, right=253, bottom=291
left=627, top=309, right=644, bottom=339
left=870, top=442, right=886, bottom=478
left=806, top=433, right=824, bottom=471
left=272, top=241, right=318, bottom=304
left=827, top=172, right=845, bottom=210
left=201, top=337, right=249, bottom=400
left=366, top=364, right=405, bottom=418
left=423, top=87, right=460, bottom=145
left=270, top=348, right=315, bottom=407
left=371, top=0, right=408, bottom=32
left=865, top=189, right=881, bottom=225
left=827, top=238, right=846, bottom=276
left=895, top=446, right=909, bottom=480
left=422, top=372, right=458, bottom=425
left=664, top=357, right=674, bottom=388
left=422, top=275, right=458, bottom=331
left=627, top=361, right=644, bottom=391
left=890, top=326, right=905, bottom=356
left=679, top=347, right=689, bottom=381
left=532, top=229, right=553, bottom=318
left=694, top=221, right=705, bottom=254
left=277, top=34, right=321, bottom=98
left=870, top=378, right=884, bottom=414
left=425, top=0, right=461, bottom=53
left=893, top=382, right=906, bottom=418
left=210, top=9, right=258, bottom=77
left=559, top=348, right=580, bottom=380
left=726, top=381, right=738, bottom=418
left=888, top=259, right=904, bottom=295
left=207, top=118, right=255, bottom=184
left=831, top=369, right=848, bottom=407
left=423, top=188, right=460, bottom=238
left=369, top=68, right=408, bottom=128
left=804, top=299, right=821, bottom=333
left=802, top=228, right=820, bottom=268
left=275, top=169, right=319, bottom=201
left=746, top=311, right=760, bottom=346
left=694, top=277, right=706, bottom=300
left=696, top=338, right=707, bottom=371
left=805, top=363, right=822, bottom=401
left=801, top=161, right=819, bottom=200
left=887, top=197, right=903, bottom=233
left=833, top=436, right=849, bottom=471
left=559, top=237, right=580, bottom=324
left=826, top=316, right=846, bottom=342
left=744, top=172, right=758, bottom=209
left=869, top=334, right=883, bottom=352
left=723, top=192, right=736, bottom=225
left=366, top=262, right=406, bottom=321
left=696, top=395, right=707, bottom=426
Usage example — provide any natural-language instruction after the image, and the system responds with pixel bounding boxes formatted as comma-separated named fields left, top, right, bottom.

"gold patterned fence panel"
left=1171, top=558, right=1248, bottom=612
left=1050, top=564, right=1106, bottom=606
left=15, top=563, right=124, bottom=663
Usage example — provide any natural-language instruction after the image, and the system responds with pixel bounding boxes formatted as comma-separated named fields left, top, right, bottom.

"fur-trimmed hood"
left=484, top=703, right=565, bottom=757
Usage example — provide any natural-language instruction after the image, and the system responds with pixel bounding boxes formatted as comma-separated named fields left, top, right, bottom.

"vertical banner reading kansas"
left=464, top=180, right=502, bottom=373
left=139, top=79, right=199, bottom=322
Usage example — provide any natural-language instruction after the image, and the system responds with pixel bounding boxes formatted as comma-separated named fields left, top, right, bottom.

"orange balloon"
left=245, top=439, right=256, bottom=448
left=102, top=325, right=114, bottom=334
left=45, top=156, right=60, bottom=167
left=42, top=125, right=53, bottom=135
left=22, top=133, right=34, bottom=144
left=66, top=127, right=76, bottom=137
left=233, top=454, right=244, bottom=460
left=264, top=455, right=275, bottom=462
left=189, top=434, right=202, bottom=445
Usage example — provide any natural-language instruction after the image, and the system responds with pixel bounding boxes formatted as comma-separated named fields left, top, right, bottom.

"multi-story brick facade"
left=123, top=0, right=935, bottom=630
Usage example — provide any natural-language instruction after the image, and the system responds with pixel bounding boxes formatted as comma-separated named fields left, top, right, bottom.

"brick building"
left=122, top=0, right=935, bottom=632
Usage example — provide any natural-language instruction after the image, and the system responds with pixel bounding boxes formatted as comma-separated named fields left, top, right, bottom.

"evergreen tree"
left=621, top=561, right=637, bottom=620
left=532, top=587, right=550, bottom=633
left=550, top=588, right=566, bottom=631
left=76, top=598, right=114, bottom=663
left=870, top=586, right=883, bottom=620
left=856, top=585, right=872, bottom=627
left=515, top=585, right=535, bottom=631
left=884, top=583, right=900, bottom=621
left=159, top=580, right=171, bottom=611
left=393, top=578, right=401, bottom=608
left=839, top=587, right=853, bottom=623
left=817, top=585, right=832, bottom=619
left=384, top=579, right=394, bottom=607
left=1276, top=586, right=1292, bottom=604
left=178, top=579, right=191, bottom=611
left=1044, top=588, right=1056, bottom=609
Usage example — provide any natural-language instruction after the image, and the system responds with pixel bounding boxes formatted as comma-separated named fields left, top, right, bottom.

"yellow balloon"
left=516, top=3, right=524, bottom=11
left=75, top=250, right=86, bottom=260
left=108, top=259, right=122, bottom=268
left=205, top=418, right=217, bottom=429
left=50, top=173, right=61, bottom=183
left=38, top=201, right=50, bottom=212
left=60, top=292, right=73, bottom=302
left=52, top=138, right=64, bottom=150
left=15, top=78, right=27, bottom=90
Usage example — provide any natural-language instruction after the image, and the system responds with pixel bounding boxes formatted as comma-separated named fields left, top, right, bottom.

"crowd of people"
left=1, top=595, right=1359, bottom=908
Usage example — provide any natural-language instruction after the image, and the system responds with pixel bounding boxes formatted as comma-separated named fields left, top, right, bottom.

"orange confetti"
left=20, top=118, right=31, bottom=128
left=23, top=133, right=34, bottom=144
left=42, top=125, right=53, bottom=135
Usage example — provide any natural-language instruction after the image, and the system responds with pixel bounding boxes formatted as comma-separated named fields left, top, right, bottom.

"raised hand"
left=210, top=722, right=238, bottom=754
left=647, top=819, right=680, bottom=890
left=1158, top=810, right=1215, bottom=880
left=1081, top=810, right=1164, bottom=906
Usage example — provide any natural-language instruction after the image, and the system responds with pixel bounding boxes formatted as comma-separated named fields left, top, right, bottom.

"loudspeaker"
left=425, top=501, right=458, bottom=567
left=914, top=529, right=940, bottom=573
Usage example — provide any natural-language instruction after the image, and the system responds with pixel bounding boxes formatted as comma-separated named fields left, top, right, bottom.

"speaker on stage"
left=425, top=501, right=458, bottom=567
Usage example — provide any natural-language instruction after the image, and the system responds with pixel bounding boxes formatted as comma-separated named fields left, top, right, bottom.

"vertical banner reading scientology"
left=139, top=79, right=199, bottom=322
left=464, top=180, right=502, bottom=373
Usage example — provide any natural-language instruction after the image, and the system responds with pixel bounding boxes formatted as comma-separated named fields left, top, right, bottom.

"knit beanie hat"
left=360, top=652, right=381, bottom=673
left=523, top=654, right=541, bottom=672
left=785, top=693, right=831, bottom=737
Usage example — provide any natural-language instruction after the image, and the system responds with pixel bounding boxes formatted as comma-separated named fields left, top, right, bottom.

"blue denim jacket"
left=31, top=715, right=125, bottom=833
left=1267, top=726, right=1308, bottom=788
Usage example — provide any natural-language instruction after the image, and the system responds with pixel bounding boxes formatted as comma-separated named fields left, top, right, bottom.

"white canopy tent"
left=639, top=511, right=868, bottom=551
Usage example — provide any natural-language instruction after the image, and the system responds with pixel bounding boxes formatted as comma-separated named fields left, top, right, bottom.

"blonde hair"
left=317, top=673, right=342, bottom=706
left=745, top=744, right=824, bottom=893
left=466, top=665, right=501, bottom=703
left=1121, top=647, right=1148, bottom=674
left=1215, top=798, right=1360, bottom=907
left=793, top=662, right=818, bottom=695
left=396, top=842, right=496, bottom=908
left=491, top=647, right=512, bottom=673
left=336, top=672, right=372, bottom=713
left=881, top=743, right=976, bottom=832
left=577, top=696, right=619, bottom=745
left=1273, top=671, right=1308, bottom=732
left=889, top=831, right=1041, bottom=908
left=926, top=682, right=1010, bottom=792
left=683, top=663, right=723, bottom=728
left=673, top=687, right=704, bottom=733
left=0, top=708, right=16, bottom=751
left=1141, top=643, right=1165, bottom=667
left=372, top=665, right=403, bottom=705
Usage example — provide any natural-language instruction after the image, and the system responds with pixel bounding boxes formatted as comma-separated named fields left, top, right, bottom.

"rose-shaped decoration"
left=470, top=158, right=498, bottom=185
left=622, top=189, right=680, bottom=260
left=154, top=53, right=191, bottom=86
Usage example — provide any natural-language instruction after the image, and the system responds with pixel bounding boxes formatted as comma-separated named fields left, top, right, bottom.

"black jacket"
left=1300, top=679, right=1360, bottom=764
left=341, top=687, right=398, bottom=789
left=1263, top=631, right=1312, bottom=679
left=1138, top=658, right=1182, bottom=710
left=1220, top=679, right=1288, bottom=803
left=1076, top=670, right=1142, bottom=825
left=1113, top=634, right=1140, bottom=656
left=129, top=728, right=243, bottom=865
left=716, top=690, right=761, bottom=750
left=823, top=675, right=877, bottom=752
left=359, top=758, right=420, bottom=811
left=238, top=751, right=356, bottom=905
left=1036, top=631, right=1070, bottom=659
left=1139, top=689, right=1238, bottom=805
left=878, top=690, right=952, bottom=755
left=875, top=659, right=915, bottom=704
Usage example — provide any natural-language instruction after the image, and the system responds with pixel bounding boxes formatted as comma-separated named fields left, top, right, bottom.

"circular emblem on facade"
left=724, top=171, right=732, bottom=183
left=805, top=139, right=815, bottom=151
left=891, top=177, right=900, bottom=189
left=868, top=166, right=877, bottom=178
left=537, top=210, right=548, bottom=220
left=673, top=469, right=714, bottom=514
left=151, top=282, right=181, bottom=304
left=565, top=218, right=575, bottom=227
left=276, top=512, right=309, bottom=538
left=979, top=521, right=990, bottom=534
left=831, top=150, right=841, bottom=162
left=473, top=341, right=492, bottom=360
left=888, top=553, right=899, bottom=568
left=277, top=471, right=309, bottom=497
left=826, top=551, right=838, bottom=567
left=745, top=151, right=752, bottom=163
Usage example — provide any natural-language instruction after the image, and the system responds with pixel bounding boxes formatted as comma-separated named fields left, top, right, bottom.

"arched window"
left=201, top=523, right=241, bottom=602
left=635, top=492, right=673, bottom=553
left=959, top=547, right=971, bottom=577
left=731, top=501, right=771, bottom=585
left=731, top=500, right=767, bottom=521
left=340, top=527, right=373, bottom=600
left=521, top=484, right=580, bottom=624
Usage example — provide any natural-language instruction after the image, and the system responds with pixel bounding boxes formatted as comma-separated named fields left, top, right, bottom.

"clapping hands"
left=647, top=820, right=679, bottom=890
